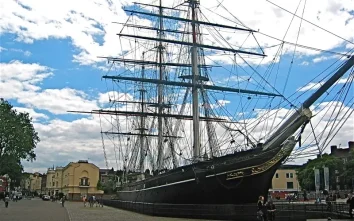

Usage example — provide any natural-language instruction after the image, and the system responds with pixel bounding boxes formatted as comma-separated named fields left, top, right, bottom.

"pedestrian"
left=83, top=195, right=87, bottom=207
left=4, top=192, right=10, bottom=208
left=89, top=196, right=93, bottom=207
left=61, top=195, right=66, bottom=207
left=92, top=195, right=96, bottom=207
left=326, top=194, right=332, bottom=212
left=99, top=196, right=103, bottom=207
left=267, top=200, right=276, bottom=221
left=347, top=193, right=354, bottom=219
left=257, top=195, right=267, bottom=221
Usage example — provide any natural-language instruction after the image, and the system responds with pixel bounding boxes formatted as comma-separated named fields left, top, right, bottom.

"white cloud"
left=0, top=0, right=353, bottom=67
left=300, top=61, right=309, bottom=66
left=0, top=60, right=53, bottom=97
left=17, top=88, right=99, bottom=114
left=98, top=91, right=133, bottom=105
left=6, top=48, right=32, bottom=56
left=297, top=77, right=349, bottom=91
left=23, top=51, right=31, bottom=57
left=14, top=107, right=49, bottom=121
left=313, top=56, right=331, bottom=63
left=21, top=114, right=120, bottom=173
left=0, top=60, right=99, bottom=114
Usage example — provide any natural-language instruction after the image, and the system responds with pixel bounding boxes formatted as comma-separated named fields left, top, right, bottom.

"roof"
left=63, top=160, right=99, bottom=170
left=278, top=164, right=302, bottom=170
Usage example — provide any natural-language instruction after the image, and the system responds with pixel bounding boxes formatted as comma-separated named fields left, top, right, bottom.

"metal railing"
left=101, top=199, right=353, bottom=221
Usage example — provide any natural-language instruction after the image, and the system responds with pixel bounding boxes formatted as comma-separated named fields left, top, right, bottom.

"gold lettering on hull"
left=226, top=148, right=289, bottom=180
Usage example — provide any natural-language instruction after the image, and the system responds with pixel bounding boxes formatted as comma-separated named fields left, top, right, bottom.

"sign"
left=323, top=167, right=329, bottom=191
left=314, top=168, right=320, bottom=192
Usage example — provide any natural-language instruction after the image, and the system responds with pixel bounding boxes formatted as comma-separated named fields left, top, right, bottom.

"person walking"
left=83, top=195, right=87, bottom=207
left=61, top=195, right=66, bottom=207
left=347, top=193, right=354, bottom=219
left=257, top=195, right=267, bottom=221
left=88, top=195, right=93, bottom=208
left=4, top=192, right=10, bottom=208
left=266, top=200, right=276, bottom=221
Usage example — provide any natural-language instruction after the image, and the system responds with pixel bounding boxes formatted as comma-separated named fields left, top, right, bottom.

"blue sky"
left=0, top=0, right=353, bottom=173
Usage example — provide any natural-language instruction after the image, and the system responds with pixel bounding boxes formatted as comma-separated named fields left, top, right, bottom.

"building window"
left=80, top=178, right=89, bottom=186
left=286, top=173, right=294, bottom=178
left=275, top=173, right=279, bottom=178
left=52, top=182, right=55, bottom=186
left=287, top=182, right=294, bottom=189
left=56, top=182, right=58, bottom=187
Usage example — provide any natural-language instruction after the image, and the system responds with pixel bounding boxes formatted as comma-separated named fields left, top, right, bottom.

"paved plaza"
left=0, top=198, right=217, bottom=221
left=0, top=198, right=69, bottom=221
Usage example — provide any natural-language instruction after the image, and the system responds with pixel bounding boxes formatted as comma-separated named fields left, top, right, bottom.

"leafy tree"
left=97, top=180, right=103, bottom=190
left=296, top=154, right=343, bottom=191
left=0, top=99, right=39, bottom=176
left=342, top=149, right=354, bottom=189
left=102, top=179, right=116, bottom=194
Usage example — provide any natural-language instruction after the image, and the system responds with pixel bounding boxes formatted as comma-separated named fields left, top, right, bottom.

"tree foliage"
left=342, top=149, right=354, bottom=188
left=0, top=99, right=40, bottom=177
left=97, top=180, right=103, bottom=190
left=0, top=155, right=23, bottom=181
left=296, top=154, right=344, bottom=191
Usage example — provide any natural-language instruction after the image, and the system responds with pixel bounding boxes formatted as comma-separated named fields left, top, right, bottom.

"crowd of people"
left=257, top=196, right=276, bottom=221
left=82, top=195, right=103, bottom=208
left=257, top=193, right=354, bottom=220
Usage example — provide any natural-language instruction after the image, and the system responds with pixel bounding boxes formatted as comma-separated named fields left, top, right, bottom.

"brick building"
left=0, top=176, right=9, bottom=193
left=330, top=141, right=354, bottom=190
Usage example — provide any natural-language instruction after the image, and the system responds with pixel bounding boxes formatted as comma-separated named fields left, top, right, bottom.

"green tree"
left=0, top=155, right=23, bottom=185
left=103, top=179, right=115, bottom=194
left=342, top=149, right=354, bottom=189
left=296, top=154, right=343, bottom=191
left=0, top=99, right=40, bottom=177
left=97, top=180, right=103, bottom=190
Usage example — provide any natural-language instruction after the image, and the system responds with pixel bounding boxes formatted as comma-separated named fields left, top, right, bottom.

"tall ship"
left=71, top=0, right=354, bottom=204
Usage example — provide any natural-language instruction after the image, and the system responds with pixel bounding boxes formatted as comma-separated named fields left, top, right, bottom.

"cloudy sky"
left=1, top=0, right=353, bottom=173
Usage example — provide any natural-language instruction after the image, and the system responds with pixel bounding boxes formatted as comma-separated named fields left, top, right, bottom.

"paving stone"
left=0, top=198, right=218, bottom=221
left=0, top=198, right=69, bottom=221
left=65, top=201, right=219, bottom=221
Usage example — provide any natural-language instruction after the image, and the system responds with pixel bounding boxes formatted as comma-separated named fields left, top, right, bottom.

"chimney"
left=349, top=141, right=354, bottom=150
left=330, top=145, right=337, bottom=154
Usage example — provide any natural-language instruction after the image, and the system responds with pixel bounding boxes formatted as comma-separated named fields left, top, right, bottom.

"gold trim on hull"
left=226, top=146, right=292, bottom=180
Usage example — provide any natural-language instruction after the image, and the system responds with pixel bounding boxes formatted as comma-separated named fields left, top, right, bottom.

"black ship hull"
left=117, top=142, right=294, bottom=204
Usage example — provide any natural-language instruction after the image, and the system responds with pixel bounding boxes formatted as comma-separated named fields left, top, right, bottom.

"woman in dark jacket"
left=347, top=193, right=354, bottom=219
left=257, top=196, right=267, bottom=221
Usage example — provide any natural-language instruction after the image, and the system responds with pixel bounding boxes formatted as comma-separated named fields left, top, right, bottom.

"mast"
left=71, top=1, right=273, bottom=172
left=156, top=0, right=165, bottom=171
left=191, top=0, right=200, bottom=160
left=138, top=53, right=146, bottom=173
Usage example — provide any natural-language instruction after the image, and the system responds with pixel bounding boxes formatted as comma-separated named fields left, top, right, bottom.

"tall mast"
left=157, top=0, right=165, bottom=171
left=191, top=0, right=200, bottom=160
left=138, top=53, right=146, bottom=173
